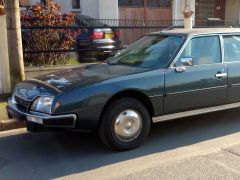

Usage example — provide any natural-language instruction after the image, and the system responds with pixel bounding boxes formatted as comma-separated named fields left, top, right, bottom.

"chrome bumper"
left=6, top=103, right=77, bottom=128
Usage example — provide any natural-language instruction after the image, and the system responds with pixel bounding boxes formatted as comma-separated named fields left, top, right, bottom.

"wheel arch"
left=98, top=90, right=154, bottom=127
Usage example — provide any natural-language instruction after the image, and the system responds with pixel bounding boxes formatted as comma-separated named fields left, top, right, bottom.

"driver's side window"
left=175, top=36, right=221, bottom=66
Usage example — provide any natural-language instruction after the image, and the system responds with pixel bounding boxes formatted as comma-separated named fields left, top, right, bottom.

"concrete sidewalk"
left=0, top=119, right=25, bottom=131
left=117, top=144, right=240, bottom=180
left=0, top=101, right=25, bottom=131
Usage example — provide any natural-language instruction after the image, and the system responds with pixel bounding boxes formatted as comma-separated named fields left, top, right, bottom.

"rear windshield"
left=107, top=35, right=184, bottom=68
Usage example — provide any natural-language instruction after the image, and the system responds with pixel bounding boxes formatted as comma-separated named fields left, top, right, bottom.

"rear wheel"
left=99, top=98, right=151, bottom=151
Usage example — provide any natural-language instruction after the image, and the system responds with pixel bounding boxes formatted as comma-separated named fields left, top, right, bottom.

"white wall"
left=28, top=0, right=99, bottom=18
left=29, top=0, right=81, bottom=14
left=59, top=0, right=73, bottom=13
left=0, top=15, right=11, bottom=94
left=28, top=0, right=119, bottom=19
left=98, top=0, right=118, bottom=19
left=0, top=47, right=3, bottom=94
left=80, top=0, right=99, bottom=18
left=81, top=0, right=118, bottom=19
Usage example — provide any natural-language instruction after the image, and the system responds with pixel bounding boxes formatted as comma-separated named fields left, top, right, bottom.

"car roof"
left=75, top=14, right=106, bottom=27
left=150, top=28, right=240, bottom=36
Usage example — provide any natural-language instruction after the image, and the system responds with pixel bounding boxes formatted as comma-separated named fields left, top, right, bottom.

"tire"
left=7, top=111, right=13, bottom=119
left=99, top=98, right=151, bottom=151
left=26, top=121, right=43, bottom=132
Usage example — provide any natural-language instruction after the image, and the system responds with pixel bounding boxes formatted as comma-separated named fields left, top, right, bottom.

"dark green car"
left=7, top=28, right=240, bottom=151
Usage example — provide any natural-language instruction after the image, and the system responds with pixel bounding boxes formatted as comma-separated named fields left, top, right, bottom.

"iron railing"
left=21, top=19, right=236, bottom=64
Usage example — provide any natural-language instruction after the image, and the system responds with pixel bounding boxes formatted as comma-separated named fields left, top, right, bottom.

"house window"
left=197, top=0, right=215, bottom=19
left=72, top=0, right=81, bottom=9
left=119, top=0, right=144, bottom=7
left=147, top=0, right=171, bottom=7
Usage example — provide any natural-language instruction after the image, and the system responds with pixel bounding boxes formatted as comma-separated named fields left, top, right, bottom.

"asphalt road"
left=1, top=108, right=240, bottom=179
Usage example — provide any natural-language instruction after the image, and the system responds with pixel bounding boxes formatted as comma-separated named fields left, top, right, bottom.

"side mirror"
left=175, top=57, right=193, bottom=73
left=181, top=57, right=193, bottom=67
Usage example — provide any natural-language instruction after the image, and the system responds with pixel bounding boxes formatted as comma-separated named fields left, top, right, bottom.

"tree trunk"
left=5, top=0, right=25, bottom=88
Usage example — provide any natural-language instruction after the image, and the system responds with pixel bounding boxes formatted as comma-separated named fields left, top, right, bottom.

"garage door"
left=118, top=0, right=172, bottom=45
left=119, top=0, right=172, bottom=21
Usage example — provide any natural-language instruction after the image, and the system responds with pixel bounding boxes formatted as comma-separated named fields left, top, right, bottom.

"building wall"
left=0, top=47, right=3, bottom=94
left=225, top=0, right=240, bottom=25
left=28, top=0, right=81, bottom=14
left=99, top=0, right=118, bottom=19
left=0, top=15, right=11, bottom=94
left=81, top=0, right=99, bottom=19
left=23, top=0, right=118, bottom=21
left=58, top=0, right=74, bottom=13
left=26, top=0, right=194, bottom=20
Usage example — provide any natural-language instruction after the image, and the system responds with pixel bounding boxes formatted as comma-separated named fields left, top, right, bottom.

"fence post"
left=183, top=6, right=194, bottom=29
left=5, top=0, right=25, bottom=88
left=0, top=6, right=11, bottom=94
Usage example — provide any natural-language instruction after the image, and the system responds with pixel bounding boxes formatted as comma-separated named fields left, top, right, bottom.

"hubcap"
left=114, top=109, right=143, bottom=142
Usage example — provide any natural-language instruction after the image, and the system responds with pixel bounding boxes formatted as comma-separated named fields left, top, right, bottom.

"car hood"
left=30, top=63, right=151, bottom=92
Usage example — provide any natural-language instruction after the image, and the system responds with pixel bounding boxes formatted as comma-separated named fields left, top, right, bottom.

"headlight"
left=11, top=96, right=17, bottom=104
left=30, top=96, right=54, bottom=114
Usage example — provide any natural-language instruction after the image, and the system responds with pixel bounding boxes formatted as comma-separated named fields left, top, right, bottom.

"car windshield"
left=107, top=35, right=184, bottom=68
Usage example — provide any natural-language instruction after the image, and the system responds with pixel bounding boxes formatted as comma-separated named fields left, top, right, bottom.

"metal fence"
left=21, top=19, right=234, bottom=65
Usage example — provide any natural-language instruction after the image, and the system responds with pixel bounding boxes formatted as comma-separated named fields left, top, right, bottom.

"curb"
left=0, top=119, right=26, bottom=131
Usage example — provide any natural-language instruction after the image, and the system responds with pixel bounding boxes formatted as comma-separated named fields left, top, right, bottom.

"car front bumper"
left=6, top=103, right=77, bottom=128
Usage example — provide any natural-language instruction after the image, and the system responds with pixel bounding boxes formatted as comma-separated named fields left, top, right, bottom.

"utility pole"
left=5, top=0, right=25, bottom=88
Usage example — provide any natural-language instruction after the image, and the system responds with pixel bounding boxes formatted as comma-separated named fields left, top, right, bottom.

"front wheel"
left=99, top=98, right=151, bottom=151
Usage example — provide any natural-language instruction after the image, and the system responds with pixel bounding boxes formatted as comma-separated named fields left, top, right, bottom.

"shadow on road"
left=1, top=108, right=240, bottom=179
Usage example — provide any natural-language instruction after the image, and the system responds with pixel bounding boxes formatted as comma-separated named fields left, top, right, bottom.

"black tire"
left=7, top=111, right=13, bottom=119
left=99, top=98, right=151, bottom=151
left=26, top=121, right=43, bottom=132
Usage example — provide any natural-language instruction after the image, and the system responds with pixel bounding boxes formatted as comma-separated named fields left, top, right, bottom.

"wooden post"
left=5, top=0, right=25, bottom=88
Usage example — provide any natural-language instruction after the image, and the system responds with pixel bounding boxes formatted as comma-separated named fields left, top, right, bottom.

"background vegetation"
left=21, top=0, right=79, bottom=66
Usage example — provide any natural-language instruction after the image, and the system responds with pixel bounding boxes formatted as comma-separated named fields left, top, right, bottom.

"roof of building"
left=19, top=0, right=30, bottom=7
left=152, top=28, right=240, bottom=36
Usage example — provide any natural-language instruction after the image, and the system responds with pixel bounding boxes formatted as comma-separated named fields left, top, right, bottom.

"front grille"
left=15, top=95, right=32, bottom=109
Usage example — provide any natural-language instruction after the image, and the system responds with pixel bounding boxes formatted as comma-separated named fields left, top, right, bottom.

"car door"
left=164, top=35, right=228, bottom=114
left=223, top=35, right=240, bottom=103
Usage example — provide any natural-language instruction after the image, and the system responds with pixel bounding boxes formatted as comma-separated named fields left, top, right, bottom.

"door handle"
left=215, top=72, right=227, bottom=78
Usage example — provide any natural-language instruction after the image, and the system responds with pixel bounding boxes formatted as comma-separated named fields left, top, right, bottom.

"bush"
left=21, top=1, right=79, bottom=66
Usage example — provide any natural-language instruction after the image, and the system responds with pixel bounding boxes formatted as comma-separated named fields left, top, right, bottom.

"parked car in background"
left=75, top=14, right=121, bottom=62
left=7, top=28, right=240, bottom=151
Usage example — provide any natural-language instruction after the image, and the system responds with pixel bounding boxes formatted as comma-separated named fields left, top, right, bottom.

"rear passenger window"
left=223, top=35, right=240, bottom=62
left=177, top=36, right=221, bottom=66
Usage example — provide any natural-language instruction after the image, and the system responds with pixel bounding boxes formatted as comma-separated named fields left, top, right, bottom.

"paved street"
left=1, top=108, right=240, bottom=179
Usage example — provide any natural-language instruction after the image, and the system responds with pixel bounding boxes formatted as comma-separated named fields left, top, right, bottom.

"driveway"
left=1, top=108, right=240, bottom=179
